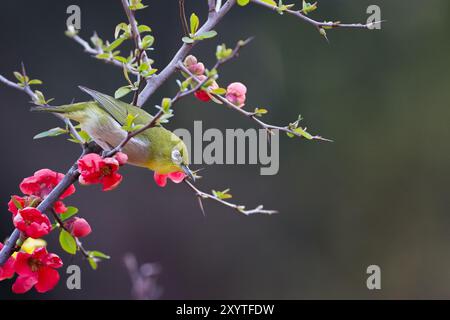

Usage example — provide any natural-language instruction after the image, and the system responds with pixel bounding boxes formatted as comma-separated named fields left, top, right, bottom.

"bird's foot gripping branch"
left=0, top=0, right=379, bottom=294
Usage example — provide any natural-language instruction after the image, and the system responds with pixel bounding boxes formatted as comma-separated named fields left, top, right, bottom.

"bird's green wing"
left=78, top=86, right=153, bottom=126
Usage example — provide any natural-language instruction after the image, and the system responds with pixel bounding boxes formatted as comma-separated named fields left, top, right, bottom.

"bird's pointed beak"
left=181, top=163, right=195, bottom=182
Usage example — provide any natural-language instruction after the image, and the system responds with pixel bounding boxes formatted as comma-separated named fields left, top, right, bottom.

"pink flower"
left=194, top=75, right=219, bottom=103
left=226, top=82, right=247, bottom=107
left=0, top=243, right=15, bottom=281
left=12, top=247, right=63, bottom=294
left=13, top=207, right=51, bottom=239
left=66, top=217, right=92, bottom=238
left=20, top=169, right=76, bottom=199
left=153, top=171, right=186, bottom=187
left=77, top=153, right=123, bottom=191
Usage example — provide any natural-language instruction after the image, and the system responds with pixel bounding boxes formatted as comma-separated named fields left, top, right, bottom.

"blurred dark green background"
left=1, top=0, right=450, bottom=299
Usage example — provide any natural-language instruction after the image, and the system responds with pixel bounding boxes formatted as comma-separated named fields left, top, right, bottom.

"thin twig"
left=179, top=0, right=189, bottom=37
left=71, top=34, right=140, bottom=76
left=184, top=180, right=277, bottom=216
left=0, top=73, right=86, bottom=148
left=251, top=0, right=382, bottom=31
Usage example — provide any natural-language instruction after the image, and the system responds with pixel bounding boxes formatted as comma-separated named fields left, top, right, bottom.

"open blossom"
left=194, top=75, right=219, bottom=102
left=13, top=207, right=51, bottom=239
left=225, top=82, right=247, bottom=107
left=65, top=217, right=92, bottom=238
left=12, top=247, right=63, bottom=294
left=0, top=243, right=15, bottom=281
left=154, top=171, right=186, bottom=187
left=77, top=152, right=127, bottom=191
left=20, top=169, right=76, bottom=199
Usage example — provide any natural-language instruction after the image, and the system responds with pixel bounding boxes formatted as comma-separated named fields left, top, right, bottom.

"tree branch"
left=178, top=63, right=332, bottom=142
left=251, top=0, right=381, bottom=30
left=137, top=0, right=237, bottom=106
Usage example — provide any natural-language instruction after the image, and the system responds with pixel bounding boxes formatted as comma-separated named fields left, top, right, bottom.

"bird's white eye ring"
left=171, top=149, right=182, bottom=164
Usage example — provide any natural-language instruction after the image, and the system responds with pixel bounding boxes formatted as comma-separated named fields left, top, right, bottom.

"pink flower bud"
left=184, top=55, right=198, bottom=67
left=68, top=217, right=92, bottom=238
left=189, top=62, right=205, bottom=75
left=114, top=152, right=128, bottom=166
left=226, top=82, right=247, bottom=107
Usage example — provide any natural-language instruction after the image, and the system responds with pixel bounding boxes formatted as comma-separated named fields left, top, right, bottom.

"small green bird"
left=32, top=86, right=194, bottom=179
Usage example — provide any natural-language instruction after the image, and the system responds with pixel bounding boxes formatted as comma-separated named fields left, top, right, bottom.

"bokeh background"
left=1, top=0, right=450, bottom=299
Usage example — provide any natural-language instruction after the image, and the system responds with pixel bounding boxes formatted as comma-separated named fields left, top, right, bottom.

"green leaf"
left=88, top=257, right=98, bottom=270
left=294, top=127, right=313, bottom=140
left=216, top=44, right=233, bottom=60
left=211, top=88, right=226, bottom=95
left=194, top=30, right=217, bottom=40
left=13, top=71, right=24, bottom=83
left=161, top=97, right=172, bottom=113
left=212, top=188, right=233, bottom=200
left=141, top=35, right=154, bottom=49
left=138, top=24, right=152, bottom=33
left=107, top=37, right=125, bottom=51
left=115, top=86, right=132, bottom=99
left=11, top=196, right=23, bottom=210
left=190, top=13, right=200, bottom=35
left=59, top=206, right=79, bottom=221
left=28, top=79, right=42, bottom=85
left=302, top=0, right=318, bottom=14
left=182, top=36, right=194, bottom=44
left=254, top=108, right=268, bottom=117
left=114, top=56, right=128, bottom=63
left=237, top=0, right=250, bottom=6
left=89, top=251, right=110, bottom=259
left=114, top=22, right=128, bottom=39
left=96, top=53, right=110, bottom=59
left=129, top=0, right=147, bottom=10
left=33, top=127, right=68, bottom=139
left=260, top=0, right=277, bottom=5
left=59, top=230, right=77, bottom=255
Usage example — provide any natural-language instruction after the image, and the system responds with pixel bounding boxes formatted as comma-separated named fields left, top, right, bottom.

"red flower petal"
left=194, top=90, right=211, bottom=102
left=13, top=252, right=34, bottom=277
left=43, top=253, right=63, bottom=269
left=101, top=173, right=123, bottom=191
left=0, top=243, right=15, bottom=281
left=154, top=172, right=168, bottom=187
left=53, top=201, right=67, bottom=214
left=12, top=276, right=38, bottom=294
left=35, top=266, right=60, bottom=293
left=168, top=171, right=186, bottom=184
